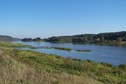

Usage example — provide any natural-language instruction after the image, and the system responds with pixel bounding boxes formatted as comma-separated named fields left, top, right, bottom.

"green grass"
left=7, top=49, right=126, bottom=84
left=0, top=42, right=126, bottom=84
left=0, top=42, right=30, bottom=48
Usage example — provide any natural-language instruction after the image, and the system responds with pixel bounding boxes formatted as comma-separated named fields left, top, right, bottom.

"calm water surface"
left=14, top=41, right=126, bottom=66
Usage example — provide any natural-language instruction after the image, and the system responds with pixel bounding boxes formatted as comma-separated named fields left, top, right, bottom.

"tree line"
left=44, top=31, right=126, bottom=44
left=22, top=37, right=42, bottom=41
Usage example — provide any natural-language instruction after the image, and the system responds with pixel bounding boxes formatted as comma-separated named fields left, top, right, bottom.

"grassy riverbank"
left=0, top=42, right=126, bottom=84
left=0, top=42, right=30, bottom=48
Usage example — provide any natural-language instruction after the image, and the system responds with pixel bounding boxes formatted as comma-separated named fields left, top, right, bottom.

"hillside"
left=44, top=31, right=126, bottom=44
left=0, top=42, right=103, bottom=84
left=0, top=35, right=19, bottom=42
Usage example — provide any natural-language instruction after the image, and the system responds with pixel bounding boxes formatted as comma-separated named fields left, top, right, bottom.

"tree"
left=117, top=37, right=122, bottom=43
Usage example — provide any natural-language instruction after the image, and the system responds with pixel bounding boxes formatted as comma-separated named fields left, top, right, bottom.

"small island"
left=76, top=49, right=91, bottom=52
left=29, top=46, right=92, bottom=52
left=51, top=47, right=72, bottom=51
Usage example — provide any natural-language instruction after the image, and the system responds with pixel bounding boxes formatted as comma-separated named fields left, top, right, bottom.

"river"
left=14, top=41, right=126, bottom=66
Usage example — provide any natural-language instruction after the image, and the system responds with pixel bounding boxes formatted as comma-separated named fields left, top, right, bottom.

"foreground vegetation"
left=0, top=42, right=30, bottom=48
left=0, top=42, right=126, bottom=84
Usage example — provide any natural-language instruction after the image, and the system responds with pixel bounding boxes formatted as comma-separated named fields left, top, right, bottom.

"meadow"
left=0, top=42, right=126, bottom=84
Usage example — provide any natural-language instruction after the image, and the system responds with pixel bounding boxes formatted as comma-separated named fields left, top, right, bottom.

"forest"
left=44, top=31, right=126, bottom=44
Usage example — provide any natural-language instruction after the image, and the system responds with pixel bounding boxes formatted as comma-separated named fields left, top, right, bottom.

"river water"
left=14, top=41, right=126, bottom=66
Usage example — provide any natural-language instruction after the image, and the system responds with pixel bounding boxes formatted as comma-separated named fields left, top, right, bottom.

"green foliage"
left=22, top=37, right=43, bottom=42
left=45, top=36, right=73, bottom=43
left=44, top=31, right=126, bottom=45
left=119, top=64, right=126, bottom=69
left=9, top=48, right=126, bottom=84
left=1, top=48, right=103, bottom=84
left=0, top=42, right=30, bottom=48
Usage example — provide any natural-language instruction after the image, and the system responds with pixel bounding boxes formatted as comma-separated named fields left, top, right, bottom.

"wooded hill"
left=0, top=35, right=19, bottom=42
left=44, top=31, right=126, bottom=43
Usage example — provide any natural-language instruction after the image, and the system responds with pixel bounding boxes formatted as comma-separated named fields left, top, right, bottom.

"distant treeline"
left=22, top=37, right=43, bottom=42
left=44, top=31, right=126, bottom=44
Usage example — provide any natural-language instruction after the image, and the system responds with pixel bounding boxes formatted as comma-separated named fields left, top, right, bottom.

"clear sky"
left=0, top=0, right=126, bottom=38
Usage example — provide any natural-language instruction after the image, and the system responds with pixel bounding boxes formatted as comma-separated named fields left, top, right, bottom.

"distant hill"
left=0, top=35, right=20, bottom=42
left=44, top=31, right=126, bottom=43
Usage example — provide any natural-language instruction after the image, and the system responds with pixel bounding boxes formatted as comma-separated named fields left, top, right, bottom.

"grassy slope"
left=0, top=42, right=126, bottom=84
left=0, top=42, right=102, bottom=84
left=0, top=49, right=103, bottom=84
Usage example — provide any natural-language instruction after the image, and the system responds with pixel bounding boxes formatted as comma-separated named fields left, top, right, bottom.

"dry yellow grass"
left=0, top=48, right=103, bottom=84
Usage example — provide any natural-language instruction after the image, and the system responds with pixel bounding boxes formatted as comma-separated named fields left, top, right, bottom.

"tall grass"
left=0, top=42, right=30, bottom=48
left=0, top=42, right=126, bottom=84
left=0, top=42, right=103, bottom=84
left=4, top=48, right=126, bottom=84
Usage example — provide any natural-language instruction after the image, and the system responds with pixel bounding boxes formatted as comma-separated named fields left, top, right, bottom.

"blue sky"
left=0, top=0, right=126, bottom=38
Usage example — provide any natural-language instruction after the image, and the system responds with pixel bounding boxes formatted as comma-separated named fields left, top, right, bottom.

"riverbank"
left=0, top=42, right=126, bottom=84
